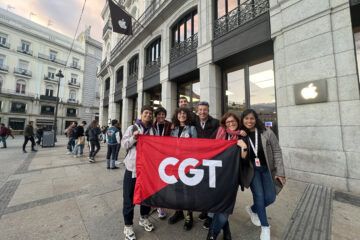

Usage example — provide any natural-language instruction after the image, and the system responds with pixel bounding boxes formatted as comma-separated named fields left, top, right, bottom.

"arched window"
left=45, top=85, right=54, bottom=97
left=145, top=37, right=161, bottom=65
left=128, top=54, right=139, bottom=81
left=16, top=80, right=26, bottom=94
left=171, top=9, right=198, bottom=46
left=69, top=90, right=76, bottom=100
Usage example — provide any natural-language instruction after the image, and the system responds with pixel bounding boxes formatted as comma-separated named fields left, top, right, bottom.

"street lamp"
left=53, top=69, right=64, bottom=143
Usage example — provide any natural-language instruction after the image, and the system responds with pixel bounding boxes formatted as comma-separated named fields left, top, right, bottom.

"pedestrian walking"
left=72, top=121, right=86, bottom=157
left=168, top=107, right=197, bottom=231
left=241, top=109, right=286, bottom=240
left=121, top=105, right=155, bottom=240
left=105, top=119, right=121, bottom=169
left=0, top=123, right=14, bottom=148
left=22, top=121, right=37, bottom=153
left=86, top=120, right=101, bottom=163
left=65, top=122, right=77, bottom=154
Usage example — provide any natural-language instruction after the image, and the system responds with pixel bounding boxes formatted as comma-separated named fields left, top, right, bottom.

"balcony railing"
left=44, top=75, right=58, bottom=82
left=170, top=33, right=198, bottom=63
left=67, top=99, right=79, bottom=104
left=0, top=88, right=36, bottom=98
left=70, top=63, right=81, bottom=70
left=14, top=68, right=32, bottom=77
left=102, top=20, right=112, bottom=36
left=40, top=95, right=58, bottom=101
left=68, top=81, right=80, bottom=87
left=0, top=64, right=9, bottom=73
left=213, top=0, right=269, bottom=39
left=0, top=42, right=10, bottom=49
left=40, top=111, right=54, bottom=115
left=38, top=53, right=67, bottom=66
left=17, top=47, right=33, bottom=56
left=128, top=72, right=138, bottom=82
left=144, top=58, right=161, bottom=76
left=111, top=0, right=167, bottom=58
left=67, top=112, right=77, bottom=117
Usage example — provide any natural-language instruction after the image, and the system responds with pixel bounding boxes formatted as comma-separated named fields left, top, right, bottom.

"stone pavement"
left=0, top=136, right=359, bottom=240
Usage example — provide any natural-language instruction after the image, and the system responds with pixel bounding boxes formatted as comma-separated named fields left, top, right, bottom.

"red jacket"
left=0, top=127, right=11, bottom=137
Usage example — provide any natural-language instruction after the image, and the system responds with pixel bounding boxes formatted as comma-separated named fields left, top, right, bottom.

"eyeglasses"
left=225, top=120, right=237, bottom=125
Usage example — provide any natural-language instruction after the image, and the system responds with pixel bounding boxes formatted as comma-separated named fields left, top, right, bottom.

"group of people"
left=121, top=97, right=286, bottom=240
left=64, top=119, right=122, bottom=168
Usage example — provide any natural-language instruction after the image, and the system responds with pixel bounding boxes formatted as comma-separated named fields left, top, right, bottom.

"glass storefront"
left=224, top=58, right=277, bottom=134
left=144, top=86, right=162, bottom=110
left=8, top=118, right=25, bottom=130
left=178, top=80, right=200, bottom=111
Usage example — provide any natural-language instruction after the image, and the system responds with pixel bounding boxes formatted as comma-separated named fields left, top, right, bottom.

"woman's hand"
left=239, top=130, right=247, bottom=137
left=133, top=130, right=139, bottom=139
left=237, top=139, right=247, bottom=148
left=275, top=176, right=286, bottom=186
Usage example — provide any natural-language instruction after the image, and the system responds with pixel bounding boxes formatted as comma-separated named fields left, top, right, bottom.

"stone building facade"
left=98, top=0, right=360, bottom=193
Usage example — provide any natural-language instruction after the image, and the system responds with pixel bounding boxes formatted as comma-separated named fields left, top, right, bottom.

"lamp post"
left=53, top=70, right=64, bottom=143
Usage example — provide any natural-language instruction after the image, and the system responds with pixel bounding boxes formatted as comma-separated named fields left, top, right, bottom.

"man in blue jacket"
left=106, top=119, right=121, bottom=169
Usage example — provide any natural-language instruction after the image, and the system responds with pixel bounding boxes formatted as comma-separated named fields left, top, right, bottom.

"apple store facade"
left=98, top=0, right=360, bottom=193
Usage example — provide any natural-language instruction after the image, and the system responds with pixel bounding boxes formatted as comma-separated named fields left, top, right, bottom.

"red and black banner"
left=134, top=135, right=240, bottom=214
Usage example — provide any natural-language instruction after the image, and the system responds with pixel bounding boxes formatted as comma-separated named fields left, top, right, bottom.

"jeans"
left=115, top=143, right=121, bottom=160
left=73, top=144, right=84, bottom=155
left=67, top=138, right=76, bottom=152
left=23, top=136, right=35, bottom=150
left=106, top=144, right=118, bottom=168
left=123, top=170, right=151, bottom=225
left=211, top=213, right=229, bottom=235
left=0, top=136, right=7, bottom=148
left=89, top=141, right=100, bottom=158
left=250, top=166, right=276, bottom=227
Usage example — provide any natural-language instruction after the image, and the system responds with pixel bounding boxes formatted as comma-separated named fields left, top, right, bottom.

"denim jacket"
left=170, top=125, right=197, bottom=138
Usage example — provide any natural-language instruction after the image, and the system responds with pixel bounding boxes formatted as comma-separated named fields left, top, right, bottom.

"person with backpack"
left=106, top=119, right=121, bottom=169
left=168, top=107, right=197, bottom=231
left=121, top=105, right=155, bottom=240
left=0, top=123, right=14, bottom=148
left=86, top=120, right=101, bottom=163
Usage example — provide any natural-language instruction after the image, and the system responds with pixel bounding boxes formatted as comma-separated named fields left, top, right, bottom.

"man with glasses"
left=194, top=101, right=220, bottom=229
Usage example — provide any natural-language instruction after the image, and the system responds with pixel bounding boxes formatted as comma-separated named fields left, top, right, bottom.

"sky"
left=0, top=0, right=105, bottom=41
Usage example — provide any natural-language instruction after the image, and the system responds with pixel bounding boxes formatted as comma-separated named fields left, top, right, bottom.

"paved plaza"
left=0, top=137, right=359, bottom=240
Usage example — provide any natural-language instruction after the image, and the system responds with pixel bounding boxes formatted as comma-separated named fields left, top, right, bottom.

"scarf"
left=215, top=127, right=242, bottom=140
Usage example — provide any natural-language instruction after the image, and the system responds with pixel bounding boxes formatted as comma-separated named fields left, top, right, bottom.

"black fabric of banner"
left=108, top=0, right=132, bottom=35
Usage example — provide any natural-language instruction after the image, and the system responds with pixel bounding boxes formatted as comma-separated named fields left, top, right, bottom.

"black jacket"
left=195, top=115, right=219, bottom=139
left=86, top=127, right=101, bottom=141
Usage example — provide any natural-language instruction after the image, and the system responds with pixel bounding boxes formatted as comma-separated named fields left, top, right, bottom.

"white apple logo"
left=118, top=19, right=127, bottom=29
left=301, top=83, right=318, bottom=100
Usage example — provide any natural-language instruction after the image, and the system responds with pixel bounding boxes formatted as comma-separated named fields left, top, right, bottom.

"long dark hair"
left=90, top=120, right=98, bottom=129
left=240, top=109, right=265, bottom=133
left=172, top=107, right=192, bottom=127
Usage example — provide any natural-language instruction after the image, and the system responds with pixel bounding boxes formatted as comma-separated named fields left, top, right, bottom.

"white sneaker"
left=139, top=216, right=154, bottom=232
left=66, top=152, right=72, bottom=155
left=157, top=208, right=167, bottom=219
left=245, top=205, right=261, bottom=226
left=260, top=226, right=270, bottom=240
left=124, top=226, right=136, bottom=240
left=115, top=161, right=120, bottom=165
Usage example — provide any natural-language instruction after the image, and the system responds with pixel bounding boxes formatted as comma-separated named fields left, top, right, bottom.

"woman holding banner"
left=241, top=109, right=286, bottom=240
left=207, top=112, right=249, bottom=240
left=168, top=107, right=197, bottom=231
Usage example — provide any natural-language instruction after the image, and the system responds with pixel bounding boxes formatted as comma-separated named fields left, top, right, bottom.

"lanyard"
left=201, top=121, right=206, bottom=130
left=249, top=128, right=258, bottom=157
left=156, top=123, right=165, bottom=136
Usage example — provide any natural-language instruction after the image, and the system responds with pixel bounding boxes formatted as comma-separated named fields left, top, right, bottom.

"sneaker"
left=198, top=212, right=208, bottom=221
left=203, top=217, right=212, bottom=230
left=66, top=152, right=72, bottom=155
left=31, top=149, right=37, bottom=152
left=110, top=166, right=119, bottom=169
left=23, top=150, right=27, bottom=153
left=139, top=216, right=154, bottom=232
left=73, top=155, right=78, bottom=158
left=157, top=208, right=167, bottom=219
left=89, top=159, right=95, bottom=163
left=183, top=213, right=193, bottom=231
left=115, top=161, right=120, bottom=165
left=168, top=211, right=184, bottom=224
left=124, top=226, right=136, bottom=240
left=260, top=226, right=270, bottom=240
left=245, top=205, right=261, bottom=226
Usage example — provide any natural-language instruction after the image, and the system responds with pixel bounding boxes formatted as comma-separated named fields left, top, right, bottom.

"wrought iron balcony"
left=0, top=42, right=10, bottom=49
left=102, top=20, right=112, bottom=37
left=14, top=68, right=32, bottom=77
left=43, top=75, right=58, bottom=82
left=214, top=0, right=269, bottom=39
left=0, top=64, right=9, bottom=73
left=68, top=81, right=80, bottom=87
left=40, top=95, right=58, bottom=101
left=38, top=53, right=67, bottom=66
left=17, top=47, right=33, bottom=56
left=128, top=72, right=138, bottom=82
left=67, top=99, right=79, bottom=104
left=170, top=33, right=198, bottom=63
left=144, top=58, right=161, bottom=76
